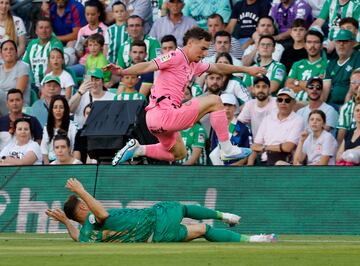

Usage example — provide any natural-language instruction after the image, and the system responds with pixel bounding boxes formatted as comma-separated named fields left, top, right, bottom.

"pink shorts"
left=146, top=98, right=200, bottom=150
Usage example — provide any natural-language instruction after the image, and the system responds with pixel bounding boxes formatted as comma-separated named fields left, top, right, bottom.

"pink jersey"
left=148, top=48, right=210, bottom=108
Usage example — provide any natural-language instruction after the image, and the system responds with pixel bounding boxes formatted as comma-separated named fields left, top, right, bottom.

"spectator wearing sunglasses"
left=247, top=87, right=304, bottom=165
left=297, top=77, right=339, bottom=136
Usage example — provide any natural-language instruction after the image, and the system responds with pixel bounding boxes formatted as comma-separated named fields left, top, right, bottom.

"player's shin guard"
left=204, top=224, right=247, bottom=242
left=183, top=205, right=222, bottom=220
left=145, top=144, right=175, bottom=161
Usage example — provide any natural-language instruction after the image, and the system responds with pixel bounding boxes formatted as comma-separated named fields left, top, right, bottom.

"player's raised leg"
left=195, top=94, right=252, bottom=161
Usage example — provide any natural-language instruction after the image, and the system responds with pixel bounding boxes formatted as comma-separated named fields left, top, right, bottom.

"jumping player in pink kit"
left=106, top=27, right=266, bottom=165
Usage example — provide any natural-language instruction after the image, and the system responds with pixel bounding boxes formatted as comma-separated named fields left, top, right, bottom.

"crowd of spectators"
left=0, top=0, right=359, bottom=166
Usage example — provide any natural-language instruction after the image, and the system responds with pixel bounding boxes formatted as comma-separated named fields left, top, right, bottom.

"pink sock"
left=210, top=110, right=229, bottom=142
left=145, top=143, right=175, bottom=161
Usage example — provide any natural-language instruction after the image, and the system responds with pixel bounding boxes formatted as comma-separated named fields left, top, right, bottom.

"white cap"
left=277, top=87, right=296, bottom=99
left=220, top=93, right=238, bottom=106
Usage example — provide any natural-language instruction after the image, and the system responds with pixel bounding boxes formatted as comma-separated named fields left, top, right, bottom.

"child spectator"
left=107, top=1, right=128, bottom=64
left=70, top=0, right=109, bottom=77
left=115, top=74, right=146, bottom=101
left=44, top=48, right=75, bottom=100
left=85, top=33, right=111, bottom=83
left=50, top=134, right=82, bottom=165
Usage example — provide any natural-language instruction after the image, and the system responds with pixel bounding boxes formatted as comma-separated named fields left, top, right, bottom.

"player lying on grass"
left=46, top=178, right=277, bottom=243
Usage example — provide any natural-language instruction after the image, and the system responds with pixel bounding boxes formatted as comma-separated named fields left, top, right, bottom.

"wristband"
left=77, top=90, right=84, bottom=96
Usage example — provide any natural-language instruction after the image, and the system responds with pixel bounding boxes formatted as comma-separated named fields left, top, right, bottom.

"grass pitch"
left=1, top=234, right=360, bottom=266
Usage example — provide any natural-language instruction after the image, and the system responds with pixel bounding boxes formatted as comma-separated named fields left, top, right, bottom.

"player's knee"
left=208, top=94, right=223, bottom=110
left=174, top=147, right=187, bottom=160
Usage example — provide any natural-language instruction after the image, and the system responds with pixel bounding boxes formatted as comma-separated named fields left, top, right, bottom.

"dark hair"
left=87, top=33, right=105, bottom=46
left=36, top=17, right=52, bottom=27
left=208, top=13, right=224, bottom=24
left=47, top=95, right=70, bottom=143
left=64, top=195, right=81, bottom=222
left=340, top=17, right=359, bottom=30
left=49, top=48, right=65, bottom=69
left=85, top=0, right=106, bottom=23
left=126, top=15, right=144, bottom=26
left=1, top=39, right=17, bottom=53
left=291, top=18, right=307, bottom=29
left=214, top=30, right=231, bottom=41
left=112, top=0, right=126, bottom=10
left=308, top=109, right=326, bottom=124
left=53, top=133, right=71, bottom=148
left=183, top=27, right=212, bottom=46
left=14, top=117, right=33, bottom=137
left=259, top=35, right=276, bottom=47
left=305, top=30, right=324, bottom=43
left=256, top=16, right=275, bottom=27
left=161, top=34, right=177, bottom=46
left=83, top=102, right=93, bottom=116
left=7, top=88, right=23, bottom=100
left=215, top=52, right=233, bottom=65
left=131, top=39, right=147, bottom=50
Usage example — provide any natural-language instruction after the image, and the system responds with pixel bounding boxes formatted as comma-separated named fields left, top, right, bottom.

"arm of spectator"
left=139, top=83, right=152, bottom=97
left=285, top=78, right=307, bottom=93
left=45, top=209, right=79, bottom=241
left=2, top=151, right=37, bottom=165
left=265, top=142, right=296, bottom=153
left=69, top=81, right=92, bottom=113
left=73, top=151, right=81, bottom=161
left=293, top=131, right=308, bottom=165
left=225, top=19, right=237, bottom=34
left=310, top=18, right=326, bottom=30
left=336, top=140, right=345, bottom=162
left=57, top=27, right=81, bottom=43
left=17, top=35, right=26, bottom=58
left=41, top=0, right=50, bottom=17
left=247, top=144, right=262, bottom=166
left=16, top=74, right=29, bottom=95
left=66, top=178, right=109, bottom=223
left=322, top=79, right=331, bottom=102
left=43, top=154, right=49, bottom=165
left=270, top=80, right=281, bottom=94
left=182, top=147, right=202, bottom=165
left=337, top=128, right=347, bottom=145
left=274, top=29, right=291, bottom=42
left=315, top=155, right=331, bottom=165
left=241, top=48, right=257, bottom=66
left=241, top=38, right=254, bottom=51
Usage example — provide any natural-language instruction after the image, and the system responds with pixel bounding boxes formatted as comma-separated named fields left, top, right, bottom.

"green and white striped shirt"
left=22, top=36, right=63, bottom=87
left=177, top=123, right=207, bottom=165
left=288, top=57, right=328, bottom=102
left=337, top=99, right=356, bottom=129
left=319, top=0, right=360, bottom=40
left=114, top=91, right=146, bottom=101
left=107, top=24, right=128, bottom=64
left=191, top=83, right=204, bottom=97
left=116, top=35, right=161, bottom=68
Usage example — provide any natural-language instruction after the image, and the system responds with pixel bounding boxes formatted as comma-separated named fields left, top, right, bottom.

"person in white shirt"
left=238, top=76, right=277, bottom=137
left=50, top=134, right=82, bottom=165
left=69, top=68, right=115, bottom=128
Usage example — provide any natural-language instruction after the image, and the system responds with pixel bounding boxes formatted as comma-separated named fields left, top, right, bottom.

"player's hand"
left=46, top=208, right=69, bottom=223
left=65, top=178, right=85, bottom=194
left=103, top=63, right=122, bottom=75
left=247, top=66, right=267, bottom=77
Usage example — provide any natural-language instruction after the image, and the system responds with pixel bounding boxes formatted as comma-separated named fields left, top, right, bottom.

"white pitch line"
left=279, top=239, right=360, bottom=243
left=0, top=237, right=70, bottom=241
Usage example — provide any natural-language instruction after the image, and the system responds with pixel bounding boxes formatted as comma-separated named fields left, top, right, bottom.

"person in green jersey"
left=339, top=17, right=359, bottom=51
left=311, top=0, right=360, bottom=49
left=116, top=15, right=160, bottom=69
left=22, top=17, right=63, bottom=91
left=46, top=178, right=277, bottom=243
left=323, top=29, right=360, bottom=107
left=114, top=73, right=146, bottom=101
left=107, top=1, right=129, bottom=64
left=286, top=30, right=327, bottom=103
left=243, top=35, right=287, bottom=95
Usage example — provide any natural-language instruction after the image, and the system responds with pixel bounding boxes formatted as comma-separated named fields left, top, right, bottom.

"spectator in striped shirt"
left=114, top=74, right=146, bottom=101
left=336, top=68, right=360, bottom=144
left=107, top=1, right=129, bottom=64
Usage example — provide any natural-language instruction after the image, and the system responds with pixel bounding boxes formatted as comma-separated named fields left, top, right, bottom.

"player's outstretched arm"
left=45, top=208, right=79, bottom=241
left=65, top=178, right=109, bottom=223
left=208, top=63, right=267, bottom=77
left=103, top=61, right=158, bottom=76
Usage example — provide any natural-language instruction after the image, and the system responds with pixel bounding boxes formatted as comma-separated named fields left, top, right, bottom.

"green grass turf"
left=1, top=234, right=360, bottom=266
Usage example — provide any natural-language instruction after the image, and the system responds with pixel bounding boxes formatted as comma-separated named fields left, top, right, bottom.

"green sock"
left=205, top=224, right=250, bottom=242
left=183, top=205, right=223, bottom=220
